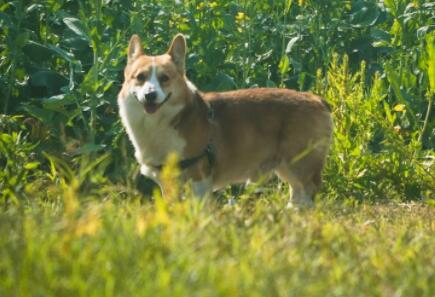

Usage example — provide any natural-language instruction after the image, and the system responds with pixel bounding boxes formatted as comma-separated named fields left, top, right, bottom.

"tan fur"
left=118, top=34, right=333, bottom=207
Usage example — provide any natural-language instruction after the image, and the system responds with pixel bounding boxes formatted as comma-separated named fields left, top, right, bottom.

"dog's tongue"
left=144, top=102, right=159, bottom=114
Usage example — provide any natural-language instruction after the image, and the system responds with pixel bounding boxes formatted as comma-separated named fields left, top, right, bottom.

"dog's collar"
left=151, top=143, right=215, bottom=171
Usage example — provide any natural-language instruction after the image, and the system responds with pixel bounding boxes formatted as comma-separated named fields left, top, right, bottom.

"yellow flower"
left=393, top=104, right=406, bottom=112
left=235, top=12, right=249, bottom=22
left=209, top=1, right=218, bottom=9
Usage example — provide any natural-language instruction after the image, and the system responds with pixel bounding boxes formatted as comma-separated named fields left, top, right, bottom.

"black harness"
left=151, top=143, right=215, bottom=171
left=151, top=96, right=216, bottom=171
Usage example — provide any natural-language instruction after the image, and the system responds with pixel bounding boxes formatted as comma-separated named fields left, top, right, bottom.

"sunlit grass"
left=0, top=190, right=433, bottom=297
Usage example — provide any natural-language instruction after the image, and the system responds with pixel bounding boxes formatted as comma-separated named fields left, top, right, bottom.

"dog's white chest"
left=118, top=96, right=186, bottom=166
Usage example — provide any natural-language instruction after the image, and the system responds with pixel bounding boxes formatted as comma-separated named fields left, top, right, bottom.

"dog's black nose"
left=145, top=91, right=157, bottom=102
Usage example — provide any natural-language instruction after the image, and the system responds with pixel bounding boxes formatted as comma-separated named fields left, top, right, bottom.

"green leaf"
left=285, top=36, right=300, bottom=54
left=370, top=28, right=390, bottom=42
left=256, top=50, right=273, bottom=62
left=22, top=105, right=53, bottom=123
left=73, top=143, right=107, bottom=156
left=350, top=0, right=380, bottom=28
left=383, top=101, right=396, bottom=124
left=266, top=80, right=277, bottom=88
left=82, top=66, right=100, bottom=93
left=384, top=64, right=405, bottom=103
left=30, top=70, right=68, bottom=94
left=23, top=41, right=76, bottom=64
left=206, top=73, right=237, bottom=91
left=279, top=55, right=290, bottom=75
left=24, top=162, right=40, bottom=170
left=285, top=0, right=292, bottom=13
left=47, top=44, right=75, bottom=63
left=0, top=11, right=13, bottom=27
left=42, top=94, right=75, bottom=111
left=63, top=17, right=89, bottom=41
left=383, top=0, right=397, bottom=16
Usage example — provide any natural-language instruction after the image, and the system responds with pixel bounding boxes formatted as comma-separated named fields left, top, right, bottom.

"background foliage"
left=0, top=0, right=434, bottom=200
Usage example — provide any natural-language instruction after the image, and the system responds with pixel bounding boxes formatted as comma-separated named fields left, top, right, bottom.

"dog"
left=118, top=34, right=333, bottom=207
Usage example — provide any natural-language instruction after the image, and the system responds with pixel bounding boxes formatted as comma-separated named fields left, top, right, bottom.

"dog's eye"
left=136, top=73, right=146, bottom=82
left=159, top=74, right=169, bottom=83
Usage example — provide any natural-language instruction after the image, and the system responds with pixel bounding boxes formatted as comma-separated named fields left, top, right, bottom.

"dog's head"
left=120, top=34, right=191, bottom=114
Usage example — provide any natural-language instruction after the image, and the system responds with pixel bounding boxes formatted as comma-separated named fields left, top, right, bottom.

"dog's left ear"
left=167, top=34, right=186, bottom=73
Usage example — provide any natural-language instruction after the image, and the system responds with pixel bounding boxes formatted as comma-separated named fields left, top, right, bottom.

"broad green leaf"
left=29, top=70, right=68, bottom=94
left=370, top=28, right=391, bottom=42
left=210, top=73, right=237, bottom=91
left=23, top=41, right=75, bottom=64
left=22, top=105, right=53, bottom=123
left=47, top=44, right=75, bottom=63
left=350, top=0, right=380, bottom=28
left=42, top=94, right=75, bottom=111
left=23, top=41, right=52, bottom=61
left=63, top=17, right=89, bottom=41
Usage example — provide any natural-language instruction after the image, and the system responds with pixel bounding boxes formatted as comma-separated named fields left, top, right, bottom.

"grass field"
left=1, top=192, right=434, bottom=297
left=0, top=0, right=434, bottom=296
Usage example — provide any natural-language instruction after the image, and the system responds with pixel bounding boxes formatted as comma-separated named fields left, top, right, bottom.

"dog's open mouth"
left=143, top=92, right=172, bottom=114
left=144, top=102, right=159, bottom=114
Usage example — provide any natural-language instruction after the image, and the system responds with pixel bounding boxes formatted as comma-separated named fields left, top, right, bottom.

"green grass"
left=1, top=193, right=434, bottom=297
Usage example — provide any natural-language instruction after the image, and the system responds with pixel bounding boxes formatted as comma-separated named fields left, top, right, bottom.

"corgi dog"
left=118, top=34, right=333, bottom=207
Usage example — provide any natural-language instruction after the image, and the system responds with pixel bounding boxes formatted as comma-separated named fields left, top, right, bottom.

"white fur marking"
left=118, top=75, right=186, bottom=180
left=129, top=57, right=167, bottom=104
left=186, top=79, right=198, bottom=93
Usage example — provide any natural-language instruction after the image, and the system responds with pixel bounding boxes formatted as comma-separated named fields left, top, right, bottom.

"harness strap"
left=151, top=143, right=215, bottom=171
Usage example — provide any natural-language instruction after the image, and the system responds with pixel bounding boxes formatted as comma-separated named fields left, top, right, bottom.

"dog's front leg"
left=139, top=164, right=162, bottom=191
left=191, top=177, right=213, bottom=198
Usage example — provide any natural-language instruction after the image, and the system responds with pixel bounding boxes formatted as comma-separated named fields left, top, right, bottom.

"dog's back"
left=203, top=88, right=333, bottom=206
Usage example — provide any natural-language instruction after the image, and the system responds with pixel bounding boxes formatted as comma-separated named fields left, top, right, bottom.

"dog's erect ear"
left=128, top=35, right=143, bottom=63
left=167, top=34, right=186, bottom=73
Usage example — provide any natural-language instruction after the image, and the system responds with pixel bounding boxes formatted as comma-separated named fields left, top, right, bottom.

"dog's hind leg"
left=275, top=161, right=323, bottom=209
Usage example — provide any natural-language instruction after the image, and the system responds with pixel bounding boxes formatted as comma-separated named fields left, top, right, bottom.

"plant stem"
left=418, top=91, right=433, bottom=145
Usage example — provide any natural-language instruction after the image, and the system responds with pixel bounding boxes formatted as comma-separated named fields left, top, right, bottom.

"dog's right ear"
left=167, top=34, right=186, bottom=73
left=128, top=35, right=143, bottom=63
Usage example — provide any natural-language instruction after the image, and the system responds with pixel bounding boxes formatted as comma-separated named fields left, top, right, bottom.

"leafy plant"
left=0, top=0, right=433, bottom=201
